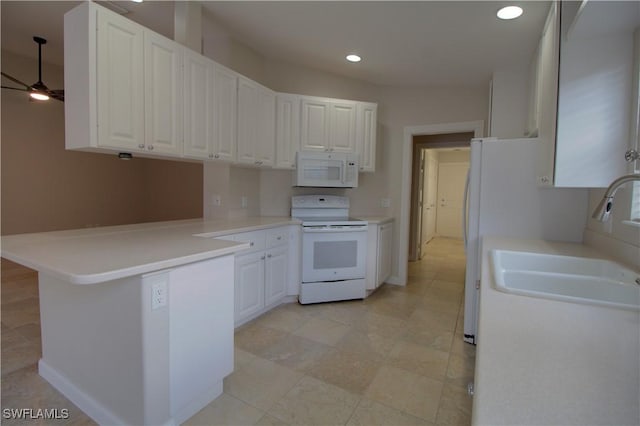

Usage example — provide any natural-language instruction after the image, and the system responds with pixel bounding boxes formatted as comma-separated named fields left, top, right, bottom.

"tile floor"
left=1, top=237, right=475, bottom=426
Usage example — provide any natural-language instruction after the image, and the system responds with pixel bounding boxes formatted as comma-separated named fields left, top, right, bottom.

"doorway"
left=409, top=138, right=472, bottom=262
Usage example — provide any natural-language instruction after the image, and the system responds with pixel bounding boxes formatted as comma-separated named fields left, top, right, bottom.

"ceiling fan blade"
left=1, top=72, right=31, bottom=90
left=48, top=89, right=65, bottom=102
left=1, top=85, right=29, bottom=92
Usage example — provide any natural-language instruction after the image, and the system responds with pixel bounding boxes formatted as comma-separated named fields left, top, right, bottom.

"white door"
left=144, top=32, right=182, bottom=155
left=234, top=252, right=265, bottom=322
left=416, top=150, right=425, bottom=259
left=330, top=102, right=357, bottom=153
left=255, top=86, right=276, bottom=166
left=183, top=51, right=211, bottom=159
left=275, top=94, right=300, bottom=169
left=300, top=98, right=330, bottom=152
left=237, top=77, right=258, bottom=164
left=356, top=102, right=377, bottom=171
left=423, top=152, right=438, bottom=245
left=212, top=64, right=237, bottom=162
left=97, top=10, right=144, bottom=151
left=436, top=162, right=469, bottom=239
left=264, top=245, right=288, bottom=306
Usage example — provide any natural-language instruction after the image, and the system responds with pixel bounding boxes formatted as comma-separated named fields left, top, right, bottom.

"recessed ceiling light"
left=497, top=6, right=523, bottom=20
left=346, top=54, right=361, bottom=63
left=131, top=0, right=143, bottom=3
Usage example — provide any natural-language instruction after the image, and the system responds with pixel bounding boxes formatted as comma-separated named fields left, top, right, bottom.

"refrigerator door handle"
left=462, top=168, right=471, bottom=254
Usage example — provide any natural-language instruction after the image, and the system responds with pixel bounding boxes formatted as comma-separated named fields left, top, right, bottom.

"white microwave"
left=294, top=152, right=359, bottom=188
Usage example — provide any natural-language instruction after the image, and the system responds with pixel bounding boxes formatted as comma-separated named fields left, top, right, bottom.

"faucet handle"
left=624, top=149, right=639, bottom=162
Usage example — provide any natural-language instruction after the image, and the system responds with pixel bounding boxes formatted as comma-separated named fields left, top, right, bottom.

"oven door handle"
left=303, top=225, right=368, bottom=233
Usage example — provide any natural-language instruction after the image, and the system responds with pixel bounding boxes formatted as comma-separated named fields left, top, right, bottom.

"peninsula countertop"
left=1, top=217, right=300, bottom=285
left=473, top=237, right=640, bottom=426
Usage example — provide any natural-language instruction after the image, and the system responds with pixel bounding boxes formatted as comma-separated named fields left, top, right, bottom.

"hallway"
left=1, top=237, right=475, bottom=425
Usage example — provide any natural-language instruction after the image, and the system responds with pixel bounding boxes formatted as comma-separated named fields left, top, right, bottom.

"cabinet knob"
left=261, top=256, right=266, bottom=260
left=209, top=153, right=214, bottom=159
left=277, top=236, right=282, bottom=240
left=214, top=154, right=220, bottom=159
left=267, top=254, right=272, bottom=258
left=250, top=242, right=254, bottom=246
left=138, top=144, right=145, bottom=149
left=147, top=145, right=154, bottom=151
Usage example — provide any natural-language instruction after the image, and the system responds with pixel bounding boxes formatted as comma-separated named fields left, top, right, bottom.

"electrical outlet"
left=151, top=281, right=168, bottom=310
left=211, top=194, right=221, bottom=206
left=381, top=198, right=391, bottom=208
left=241, top=196, right=248, bottom=208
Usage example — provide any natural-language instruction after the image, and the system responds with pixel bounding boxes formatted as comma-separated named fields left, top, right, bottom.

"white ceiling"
left=1, top=1, right=553, bottom=88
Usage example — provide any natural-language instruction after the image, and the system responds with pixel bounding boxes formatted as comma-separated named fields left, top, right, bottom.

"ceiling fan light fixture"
left=30, top=91, right=49, bottom=101
left=346, top=54, right=361, bottom=63
left=497, top=6, right=523, bottom=20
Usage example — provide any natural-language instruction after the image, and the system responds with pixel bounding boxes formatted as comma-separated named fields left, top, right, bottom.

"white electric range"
left=291, top=195, right=368, bottom=304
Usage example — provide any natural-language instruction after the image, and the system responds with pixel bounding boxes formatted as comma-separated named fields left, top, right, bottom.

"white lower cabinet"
left=264, top=245, right=288, bottom=306
left=366, top=220, right=394, bottom=291
left=235, top=251, right=266, bottom=321
left=230, top=226, right=291, bottom=326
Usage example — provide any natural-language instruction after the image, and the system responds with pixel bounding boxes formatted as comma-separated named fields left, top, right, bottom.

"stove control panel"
left=292, top=195, right=349, bottom=209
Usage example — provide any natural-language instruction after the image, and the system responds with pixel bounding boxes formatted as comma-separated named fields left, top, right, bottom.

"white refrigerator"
left=462, top=137, right=587, bottom=344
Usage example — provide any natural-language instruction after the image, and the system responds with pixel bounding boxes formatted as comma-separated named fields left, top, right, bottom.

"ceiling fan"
left=1, top=36, right=64, bottom=102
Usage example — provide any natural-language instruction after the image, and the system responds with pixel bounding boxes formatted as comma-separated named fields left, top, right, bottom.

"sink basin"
left=490, top=250, right=640, bottom=311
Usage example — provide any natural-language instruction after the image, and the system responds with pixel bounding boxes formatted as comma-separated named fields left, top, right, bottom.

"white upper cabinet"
left=211, top=64, right=238, bottom=162
left=356, top=102, right=377, bottom=172
left=275, top=94, right=300, bottom=169
left=64, top=2, right=377, bottom=169
left=183, top=55, right=238, bottom=162
left=237, top=77, right=275, bottom=167
left=301, top=98, right=331, bottom=152
left=329, top=101, right=357, bottom=153
left=300, top=96, right=358, bottom=154
left=144, top=32, right=183, bottom=156
left=535, top=1, right=635, bottom=187
left=183, top=50, right=213, bottom=160
left=96, top=7, right=145, bottom=152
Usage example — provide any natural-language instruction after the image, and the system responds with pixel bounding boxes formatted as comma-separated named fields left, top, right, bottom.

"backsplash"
left=584, top=187, right=640, bottom=269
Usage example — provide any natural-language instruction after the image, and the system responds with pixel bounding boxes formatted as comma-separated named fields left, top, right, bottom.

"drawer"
left=231, top=230, right=266, bottom=253
left=266, top=227, right=288, bottom=248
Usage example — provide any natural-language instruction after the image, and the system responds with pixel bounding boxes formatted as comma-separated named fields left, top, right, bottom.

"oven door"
left=302, top=226, right=367, bottom=283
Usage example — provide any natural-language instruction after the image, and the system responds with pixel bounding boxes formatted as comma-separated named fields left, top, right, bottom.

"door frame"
left=398, top=120, right=483, bottom=285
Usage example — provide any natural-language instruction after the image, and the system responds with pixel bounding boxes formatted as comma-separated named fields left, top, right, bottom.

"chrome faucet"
left=591, top=173, right=640, bottom=222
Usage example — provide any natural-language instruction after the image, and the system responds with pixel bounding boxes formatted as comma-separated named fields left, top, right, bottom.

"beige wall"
left=1, top=51, right=202, bottom=235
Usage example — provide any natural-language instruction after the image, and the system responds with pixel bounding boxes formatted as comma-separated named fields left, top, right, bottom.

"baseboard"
left=38, top=359, right=130, bottom=426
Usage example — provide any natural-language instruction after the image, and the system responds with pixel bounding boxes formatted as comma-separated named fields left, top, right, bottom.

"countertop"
left=1, top=217, right=300, bottom=285
left=354, top=216, right=394, bottom=225
left=473, top=237, right=640, bottom=426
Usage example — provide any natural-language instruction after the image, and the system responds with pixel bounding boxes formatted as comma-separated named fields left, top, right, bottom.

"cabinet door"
left=97, top=9, right=144, bottom=151
left=236, top=77, right=258, bottom=164
left=376, top=222, right=393, bottom=286
left=330, top=102, right=357, bottom=153
left=275, top=94, right=300, bottom=169
left=300, top=98, right=331, bottom=152
left=183, top=51, right=212, bottom=159
left=264, top=245, right=288, bottom=307
left=234, top=252, right=265, bottom=322
left=212, top=64, right=238, bottom=162
left=356, top=102, right=377, bottom=171
left=144, top=32, right=183, bottom=155
left=255, top=86, right=276, bottom=167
